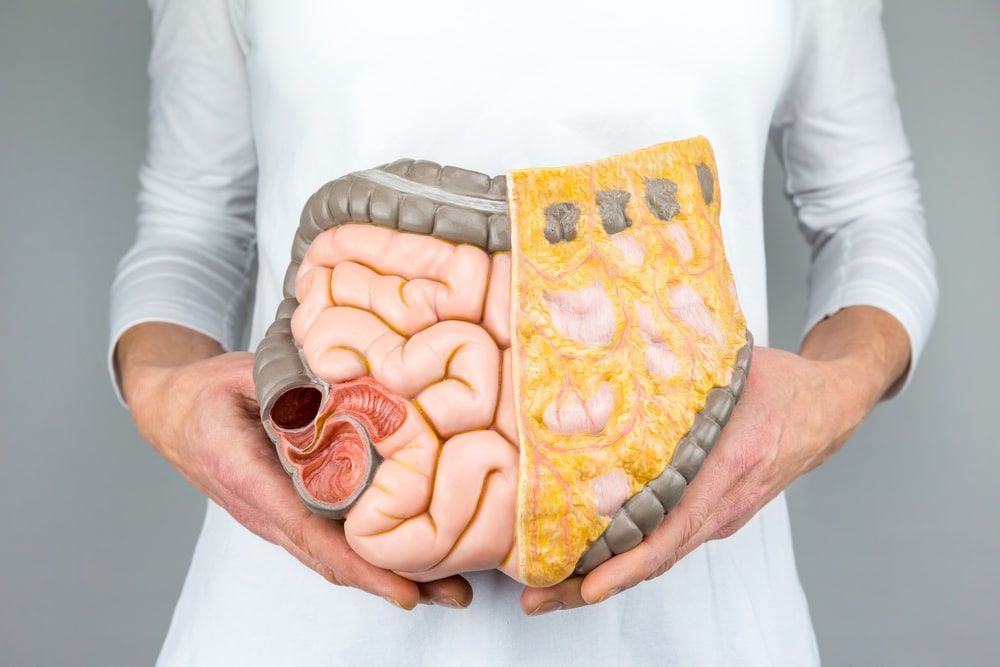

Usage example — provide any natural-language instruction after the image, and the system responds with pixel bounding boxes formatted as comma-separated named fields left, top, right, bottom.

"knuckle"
left=198, top=445, right=232, bottom=487
left=718, top=436, right=764, bottom=476
left=638, top=548, right=662, bottom=578
left=711, top=494, right=759, bottom=541
left=746, top=443, right=768, bottom=470
left=729, top=494, right=758, bottom=521
left=645, top=560, right=670, bottom=581
left=206, top=453, right=261, bottom=505
left=285, top=516, right=311, bottom=555
left=682, top=503, right=711, bottom=542
left=336, top=555, right=369, bottom=591
left=319, top=567, right=346, bottom=587
left=237, top=513, right=274, bottom=542
left=293, top=544, right=347, bottom=587
left=714, top=522, right=743, bottom=540
left=755, top=420, right=782, bottom=462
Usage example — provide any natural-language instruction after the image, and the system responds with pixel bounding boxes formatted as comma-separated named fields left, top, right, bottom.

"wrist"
left=121, top=359, right=173, bottom=415
left=116, top=322, right=225, bottom=449
left=820, top=355, right=880, bottom=436
left=795, top=306, right=912, bottom=450
left=800, top=306, right=911, bottom=408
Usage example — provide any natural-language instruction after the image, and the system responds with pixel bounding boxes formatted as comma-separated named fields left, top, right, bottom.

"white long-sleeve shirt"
left=109, top=1, right=938, bottom=664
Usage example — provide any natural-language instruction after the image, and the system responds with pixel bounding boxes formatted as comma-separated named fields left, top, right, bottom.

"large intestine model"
left=253, top=137, right=752, bottom=588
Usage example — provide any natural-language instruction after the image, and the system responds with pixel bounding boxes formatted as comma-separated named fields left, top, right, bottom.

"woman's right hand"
left=117, top=322, right=473, bottom=610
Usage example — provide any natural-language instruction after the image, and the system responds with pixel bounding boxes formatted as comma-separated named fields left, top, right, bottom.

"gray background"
left=1, top=1, right=996, bottom=664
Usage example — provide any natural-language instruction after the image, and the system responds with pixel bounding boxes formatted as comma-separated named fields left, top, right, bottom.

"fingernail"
left=528, top=600, right=565, bottom=616
left=432, top=596, right=466, bottom=609
left=596, top=587, right=623, bottom=603
left=384, top=596, right=407, bottom=609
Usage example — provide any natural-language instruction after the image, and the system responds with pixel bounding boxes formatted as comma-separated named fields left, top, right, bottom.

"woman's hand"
left=118, top=323, right=473, bottom=611
left=521, top=306, right=910, bottom=615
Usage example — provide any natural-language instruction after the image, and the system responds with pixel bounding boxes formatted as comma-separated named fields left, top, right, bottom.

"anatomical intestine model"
left=253, top=137, right=752, bottom=588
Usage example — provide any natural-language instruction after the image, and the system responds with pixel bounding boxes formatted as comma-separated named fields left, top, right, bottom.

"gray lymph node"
left=543, top=177, right=684, bottom=245
left=596, top=189, right=633, bottom=235
left=543, top=202, right=581, bottom=244
left=696, top=162, right=714, bottom=205
left=643, top=178, right=680, bottom=222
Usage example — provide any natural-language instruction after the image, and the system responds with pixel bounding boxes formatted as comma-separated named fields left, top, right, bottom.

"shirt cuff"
left=802, top=219, right=938, bottom=400
left=108, top=243, right=255, bottom=408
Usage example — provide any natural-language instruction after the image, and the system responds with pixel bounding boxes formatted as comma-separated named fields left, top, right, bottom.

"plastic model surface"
left=253, top=137, right=752, bottom=587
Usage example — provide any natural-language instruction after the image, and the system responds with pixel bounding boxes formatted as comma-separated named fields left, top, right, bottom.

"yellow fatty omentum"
left=507, top=136, right=747, bottom=587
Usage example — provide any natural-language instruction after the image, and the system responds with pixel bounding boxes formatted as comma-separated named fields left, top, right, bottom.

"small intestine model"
left=253, top=137, right=752, bottom=588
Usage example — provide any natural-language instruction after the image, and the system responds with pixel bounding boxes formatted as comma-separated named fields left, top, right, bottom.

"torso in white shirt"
left=159, top=1, right=819, bottom=664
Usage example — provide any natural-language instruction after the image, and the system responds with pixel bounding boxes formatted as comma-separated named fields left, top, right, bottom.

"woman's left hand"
left=520, top=307, right=910, bottom=615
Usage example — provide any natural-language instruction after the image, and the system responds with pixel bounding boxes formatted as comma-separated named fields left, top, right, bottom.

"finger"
left=417, top=575, right=474, bottom=608
left=701, top=478, right=779, bottom=543
left=221, top=433, right=425, bottom=609
left=709, top=515, right=750, bottom=542
left=577, top=509, right=692, bottom=604
left=625, top=405, right=774, bottom=584
left=520, top=576, right=585, bottom=615
left=578, top=446, right=744, bottom=603
left=201, top=463, right=349, bottom=587
left=223, top=355, right=468, bottom=609
left=293, top=512, right=422, bottom=609
left=650, top=471, right=776, bottom=581
left=277, top=534, right=345, bottom=585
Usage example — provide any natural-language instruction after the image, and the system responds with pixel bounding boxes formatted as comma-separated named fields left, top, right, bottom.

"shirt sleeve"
left=108, top=0, right=257, bottom=406
left=770, top=0, right=938, bottom=399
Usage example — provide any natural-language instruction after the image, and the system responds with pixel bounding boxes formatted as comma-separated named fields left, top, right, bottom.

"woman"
left=110, top=1, right=937, bottom=664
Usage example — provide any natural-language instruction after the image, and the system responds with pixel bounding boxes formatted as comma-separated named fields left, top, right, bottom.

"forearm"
left=117, top=322, right=224, bottom=401
left=116, top=322, right=228, bottom=465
